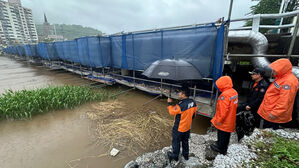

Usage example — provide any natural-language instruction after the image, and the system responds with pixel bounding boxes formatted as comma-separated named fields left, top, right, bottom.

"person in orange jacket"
left=210, top=76, right=238, bottom=155
left=167, top=87, right=197, bottom=162
left=258, top=58, right=299, bottom=129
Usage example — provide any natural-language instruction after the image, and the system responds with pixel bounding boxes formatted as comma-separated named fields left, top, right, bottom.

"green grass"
left=250, top=134, right=299, bottom=168
left=0, top=85, right=110, bottom=120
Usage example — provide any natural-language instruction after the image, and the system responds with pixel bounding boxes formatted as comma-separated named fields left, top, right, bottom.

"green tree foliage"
left=36, top=24, right=102, bottom=41
left=245, top=0, right=298, bottom=33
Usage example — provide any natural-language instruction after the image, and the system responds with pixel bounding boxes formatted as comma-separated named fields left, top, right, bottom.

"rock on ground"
left=124, top=128, right=299, bottom=168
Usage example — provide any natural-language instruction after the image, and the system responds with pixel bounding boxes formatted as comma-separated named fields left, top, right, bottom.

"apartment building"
left=0, top=0, right=38, bottom=47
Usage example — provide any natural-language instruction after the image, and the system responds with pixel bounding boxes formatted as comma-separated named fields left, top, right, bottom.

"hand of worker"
left=268, top=113, right=276, bottom=120
left=167, top=98, right=173, bottom=103
left=245, top=105, right=251, bottom=111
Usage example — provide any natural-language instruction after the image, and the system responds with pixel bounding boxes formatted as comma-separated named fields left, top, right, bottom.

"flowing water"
left=0, top=55, right=211, bottom=168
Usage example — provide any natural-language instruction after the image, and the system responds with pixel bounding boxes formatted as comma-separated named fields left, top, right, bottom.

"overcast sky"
left=20, top=0, right=257, bottom=34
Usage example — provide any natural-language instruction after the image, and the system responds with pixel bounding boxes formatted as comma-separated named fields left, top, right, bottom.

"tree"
left=245, top=0, right=299, bottom=33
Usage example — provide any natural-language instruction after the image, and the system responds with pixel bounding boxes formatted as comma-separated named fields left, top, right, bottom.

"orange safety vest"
left=211, top=76, right=238, bottom=133
left=258, top=59, right=299, bottom=123
left=168, top=98, right=197, bottom=132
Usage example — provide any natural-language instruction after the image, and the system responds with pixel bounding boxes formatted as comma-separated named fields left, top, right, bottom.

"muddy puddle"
left=0, top=55, right=211, bottom=168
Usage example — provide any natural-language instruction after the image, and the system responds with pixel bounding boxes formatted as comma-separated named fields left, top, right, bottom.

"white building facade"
left=0, top=0, right=38, bottom=47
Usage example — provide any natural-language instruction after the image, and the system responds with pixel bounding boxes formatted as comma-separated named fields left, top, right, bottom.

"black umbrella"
left=142, top=59, right=203, bottom=80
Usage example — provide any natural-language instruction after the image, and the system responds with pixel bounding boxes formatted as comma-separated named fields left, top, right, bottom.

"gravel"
left=124, top=128, right=299, bottom=168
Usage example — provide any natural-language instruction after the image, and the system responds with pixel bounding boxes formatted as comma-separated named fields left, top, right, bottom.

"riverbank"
left=125, top=128, right=299, bottom=168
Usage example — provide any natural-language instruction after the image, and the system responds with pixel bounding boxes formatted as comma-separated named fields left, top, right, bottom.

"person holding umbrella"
left=210, top=76, right=238, bottom=155
left=167, top=86, right=197, bottom=162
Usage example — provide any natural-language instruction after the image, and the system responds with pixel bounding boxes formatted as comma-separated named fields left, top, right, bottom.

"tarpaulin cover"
left=87, top=37, right=101, bottom=67
left=29, top=45, right=37, bottom=58
left=76, top=37, right=90, bottom=66
left=68, top=40, right=80, bottom=63
left=54, top=41, right=65, bottom=60
left=62, top=40, right=80, bottom=62
left=99, top=37, right=111, bottom=67
left=111, top=24, right=224, bottom=79
left=63, top=41, right=72, bottom=62
left=16, top=46, right=25, bottom=56
left=24, top=45, right=31, bottom=57
left=37, top=43, right=59, bottom=60
left=3, top=22, right=225, bottom=81
left=47, top=43, right=59, bottom=60
left=110, top=36, right=122, bottom=68
left=36, top=43, right=48, bottom=59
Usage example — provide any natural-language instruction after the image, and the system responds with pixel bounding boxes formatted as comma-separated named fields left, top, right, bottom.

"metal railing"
left=228, top=10, right=299, bottom=59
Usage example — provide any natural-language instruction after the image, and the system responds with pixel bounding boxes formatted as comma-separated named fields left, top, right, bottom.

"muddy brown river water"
left=0, top=55, right=210, bottom=168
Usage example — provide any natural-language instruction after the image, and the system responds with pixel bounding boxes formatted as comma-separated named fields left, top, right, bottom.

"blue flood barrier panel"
left=77, top=37, right=90, bottom=66
left=17, top=46, right=25, bottom=56
left=36, top=43, right=48, bottom=59
left=24, top=44, right=32, bottom=57
left=110, top=36, right=122, bottom=69
left=121, top=24, right=220, bottom=79
left=63, top=41, right=72, bottom=62
left=30, top=45, right=37, bottom=58
left=100, top=37, right=111, bottom=67
left=4, top=22, right=225, bottom=80
left=162, top=25, right=217, bottom=78
left=87, top=37, right=101, bottom=68
left=46, top=43, right=59, bottom=60
left=128, top=32, right=162, bottom=71
left=212, top=22, right=225, bottom=82
left=69, top=40, right=80, bottom=63
left=54, top=41, right=65, bottom=60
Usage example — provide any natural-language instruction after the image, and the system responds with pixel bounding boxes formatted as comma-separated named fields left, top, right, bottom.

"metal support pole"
left=102, top=68, right=106, bottom=85
left=160, top=78, right=163, bottom=96
left=193, top=85, right=197, bottom=99
left=287, top=14, right=299, bottom=58
left=133, top=70, right=136, bottom=89
left=224, top=0, right=234, bottom=55
left=210, top=82, right=215, bottom=105
left=212, top=89, right=219, bottom=117
left=212, top=0, right=233, bottom=117
left=252, top=14, right=261, bottom=32
left=80, top=65, right=83, bottom=78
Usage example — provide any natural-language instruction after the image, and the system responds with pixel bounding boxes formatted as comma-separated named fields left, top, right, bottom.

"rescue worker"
left=210, top=76, right=238, bottom=155
left=167, top=87, right=197, bottom=162
left=258, top=58, right=299, bottom=129
left=237, top=68, right=269, bottom=128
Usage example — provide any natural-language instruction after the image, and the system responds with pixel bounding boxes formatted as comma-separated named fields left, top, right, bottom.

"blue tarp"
left=37, top=43, right=59, bottom=60
left=110, top=36, right=122, bottom=68
left=99, top=37, right=111, bottom=67
left=54, top=41, right=65, bottom=60
left=77, top=37, right=90, bottom=66
left=68, top=40, right=80, bottom=63
left=36, top=43, right=47, bottom=59
left=47, top=43, right=59, bottom=60
left=16, top=46, right=25, bottom=56
left=76, top=36, right=111, bottom=67
left=87, top=37, right=101, bottom=67
left=24, top=45, right=32, bottom=57
left=3, top=22, right=225, bottom=81
left=110, top=24, right=223, bottom=79
left=63, top=41, right=72, bottom=62
left=30, top=45, right=38, bottom=58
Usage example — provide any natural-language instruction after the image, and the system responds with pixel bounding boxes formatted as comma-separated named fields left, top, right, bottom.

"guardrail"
left=228, top=10, right=299, bottom=59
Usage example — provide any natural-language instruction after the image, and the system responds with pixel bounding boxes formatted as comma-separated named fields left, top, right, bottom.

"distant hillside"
left=36, top=24, right=102, bottom=40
